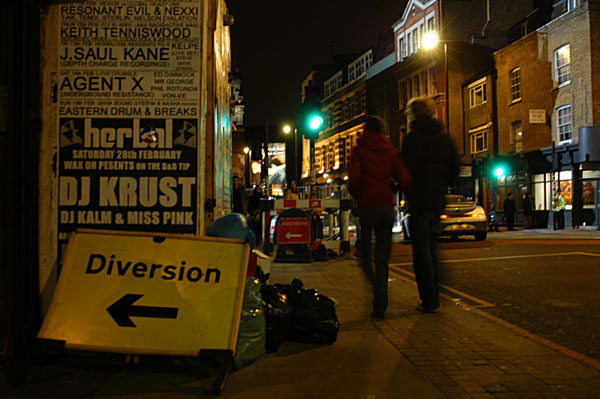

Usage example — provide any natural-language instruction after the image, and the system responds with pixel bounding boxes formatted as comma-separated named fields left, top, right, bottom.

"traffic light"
left=490, top=162, right=508, bottom=178
left=297, top=103, right=323, bottom=139
left=307, top=112, right=323, bottom=132
left=297, top=84, right=323, bottom=139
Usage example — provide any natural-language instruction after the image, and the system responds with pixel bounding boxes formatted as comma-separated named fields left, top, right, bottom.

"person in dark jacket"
left=232, top=175, right=248, bottom=215
left=400, top=98, right=459, bottom=314
left=503, top=192, right=516, bottom=231
left=349, top=115, right=411, bottom=320
left=248, top=184, right=266, bottom=244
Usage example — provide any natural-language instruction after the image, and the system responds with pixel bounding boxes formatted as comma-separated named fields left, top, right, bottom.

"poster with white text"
left=55, top=0, right=201, bottom=238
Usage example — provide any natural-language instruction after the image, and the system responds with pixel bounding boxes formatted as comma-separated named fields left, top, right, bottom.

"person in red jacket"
left=349, top=115, right=411, bottom=319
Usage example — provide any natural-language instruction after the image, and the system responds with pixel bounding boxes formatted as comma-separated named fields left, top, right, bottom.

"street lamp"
left=282, top=123, right=298, bottom=184
left=422, top=31, right=450, bottom=136
left=243, top=146, right=250, bottom=187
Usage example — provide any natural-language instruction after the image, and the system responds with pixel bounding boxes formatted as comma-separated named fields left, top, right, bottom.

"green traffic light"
left=494, top=166, right=505, bottom=177
left=308, top=115, right=323, bottom=131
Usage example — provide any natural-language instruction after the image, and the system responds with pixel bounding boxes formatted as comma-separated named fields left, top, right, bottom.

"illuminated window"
left=554, top=45, right=570, bottom=86
left=556, top=105, right=572, bottom=143
left=469, top=78, right=487, bottom=108
left=469, top=125, right=488, bottom=154
left=510, top=68, right=521, bottom=102
left=510, top=120, right=522, bottom=153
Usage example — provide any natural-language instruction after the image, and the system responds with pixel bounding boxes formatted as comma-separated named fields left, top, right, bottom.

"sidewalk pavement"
left=2, top=251, right=600, bottom=399
left=513, top=226, right=600, bottom=235
left=489, top=225, right=600, bottom=236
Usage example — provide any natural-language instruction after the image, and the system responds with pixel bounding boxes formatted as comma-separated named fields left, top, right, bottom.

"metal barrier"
left=259, top=198, right=353, bottom=261
left=296, top=185, right=352, bottom=200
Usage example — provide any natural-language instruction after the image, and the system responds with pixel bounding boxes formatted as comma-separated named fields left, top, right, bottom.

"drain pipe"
left=471, top=0, right=491, bottom=43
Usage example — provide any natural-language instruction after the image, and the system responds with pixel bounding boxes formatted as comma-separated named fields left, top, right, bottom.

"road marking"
left=391, top=251, right=600, bottom=266
left=389, top=257, right=600, bottom=371
left=390, top=266, right=496, bottom=308
left=491, top=233, right=600, bottom=240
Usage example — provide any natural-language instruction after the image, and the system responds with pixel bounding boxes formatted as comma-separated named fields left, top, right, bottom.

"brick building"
left=486, top=0, right=600, bottom=227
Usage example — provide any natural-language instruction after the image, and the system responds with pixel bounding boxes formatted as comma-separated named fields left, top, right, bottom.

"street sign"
left=529, top=109, right=546, bottom=124
left=275, top=209, right=312, bottom=244
left=37, top=230, right=249, bottom=356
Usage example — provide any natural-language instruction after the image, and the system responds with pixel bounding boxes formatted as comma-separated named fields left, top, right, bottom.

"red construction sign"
left=276, top=217, right=311, bottom=244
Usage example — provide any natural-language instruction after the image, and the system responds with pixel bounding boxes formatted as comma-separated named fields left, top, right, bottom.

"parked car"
left=402, top=195, right=488, bottom=241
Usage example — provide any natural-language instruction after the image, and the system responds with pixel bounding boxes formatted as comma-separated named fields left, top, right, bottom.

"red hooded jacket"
left=348, top=131, right=411, bottom=209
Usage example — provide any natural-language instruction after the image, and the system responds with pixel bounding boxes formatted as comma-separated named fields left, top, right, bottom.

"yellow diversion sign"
left=38, top=230, right=249, bottom=356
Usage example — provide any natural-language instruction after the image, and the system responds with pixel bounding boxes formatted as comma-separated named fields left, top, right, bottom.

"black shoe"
left=370, top=311, right=385, bottom=320
left=416, top=302, right=439, bottom=313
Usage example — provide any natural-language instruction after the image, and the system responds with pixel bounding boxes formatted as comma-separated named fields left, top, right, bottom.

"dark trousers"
left=523, top=214, right=533, bottom=229
left=409, top=210, right=442, bottom=310
left=506, top=213, right=515, bottom=230
left=554, top=210, right=565, bottom=230
left=359, top=206, right=395, bottom=315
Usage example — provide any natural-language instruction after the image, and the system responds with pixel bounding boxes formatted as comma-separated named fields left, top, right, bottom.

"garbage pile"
left=261, top=275, right=339, bottom=353
left=207, top=213, right=340, bottom=370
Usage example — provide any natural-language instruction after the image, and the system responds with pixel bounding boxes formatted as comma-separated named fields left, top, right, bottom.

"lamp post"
left=283, top=124, right=298, bottom=185
left=422, top=31, right=450, bottom=136
left=243, top=146, right=250, bottom=187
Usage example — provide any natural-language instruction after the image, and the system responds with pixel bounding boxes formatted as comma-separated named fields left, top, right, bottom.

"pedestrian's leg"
left=410, top=212, right=438, bottom=309
left=428, top=212, right=441, bottom=309
left=559, top=210, right=565, bottom=229
left=359, top=209, right=374, bottom=283
left=372, top=206, right=394, bottom=317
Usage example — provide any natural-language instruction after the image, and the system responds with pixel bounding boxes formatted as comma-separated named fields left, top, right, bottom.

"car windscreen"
left=445, top=195, right=467, bottom=203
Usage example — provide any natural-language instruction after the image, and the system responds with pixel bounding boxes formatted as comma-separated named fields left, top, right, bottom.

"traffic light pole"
left=310, top=138, right=316, bottom=198
left=264, top=120, right=269, bottom=195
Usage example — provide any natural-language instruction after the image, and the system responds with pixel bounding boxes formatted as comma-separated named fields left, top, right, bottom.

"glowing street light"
left=422, top=31, right=439, bottom=50
left=421, top=31, right=449, bottom=136
left=243, top=147, right=251, bottom=187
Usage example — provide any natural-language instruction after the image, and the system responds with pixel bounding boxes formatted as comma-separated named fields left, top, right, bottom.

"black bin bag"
left=275, top=278, right=340, bottom=345
left=261, top=284, right=292, bottom=353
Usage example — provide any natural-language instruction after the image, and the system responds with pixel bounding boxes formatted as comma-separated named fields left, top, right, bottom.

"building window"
left=510, top=120, right=523, bottom=153
left=556, top=105, right=572, bottom=143
left=412, top=28, right=419, bottom=54
left=398, top=80, right=408, bottom=109
left=469, top=126, right=488, bottom=154
left=426, top=16, right=435, bottom=32
left=428, top=67, right=437, bottom=95
left=554, top=44, right=570, bottom=86
left=567, top=0, right=580, bottom=11
left=469, top=78, right=487, bottom=108
left=520, top=22, right=529, bottom=37
left=510, top=68, right=521, bottom=102
left=398, top=37, right=405, bottom=61
left=413, top=75, right=420, bottom=97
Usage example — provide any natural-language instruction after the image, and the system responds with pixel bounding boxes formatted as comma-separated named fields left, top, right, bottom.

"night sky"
left=227, top=0, right=408, bottom=127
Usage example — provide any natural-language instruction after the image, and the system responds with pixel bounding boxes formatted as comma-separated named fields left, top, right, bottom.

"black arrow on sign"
left=107, top=294, right=179, bottom=327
